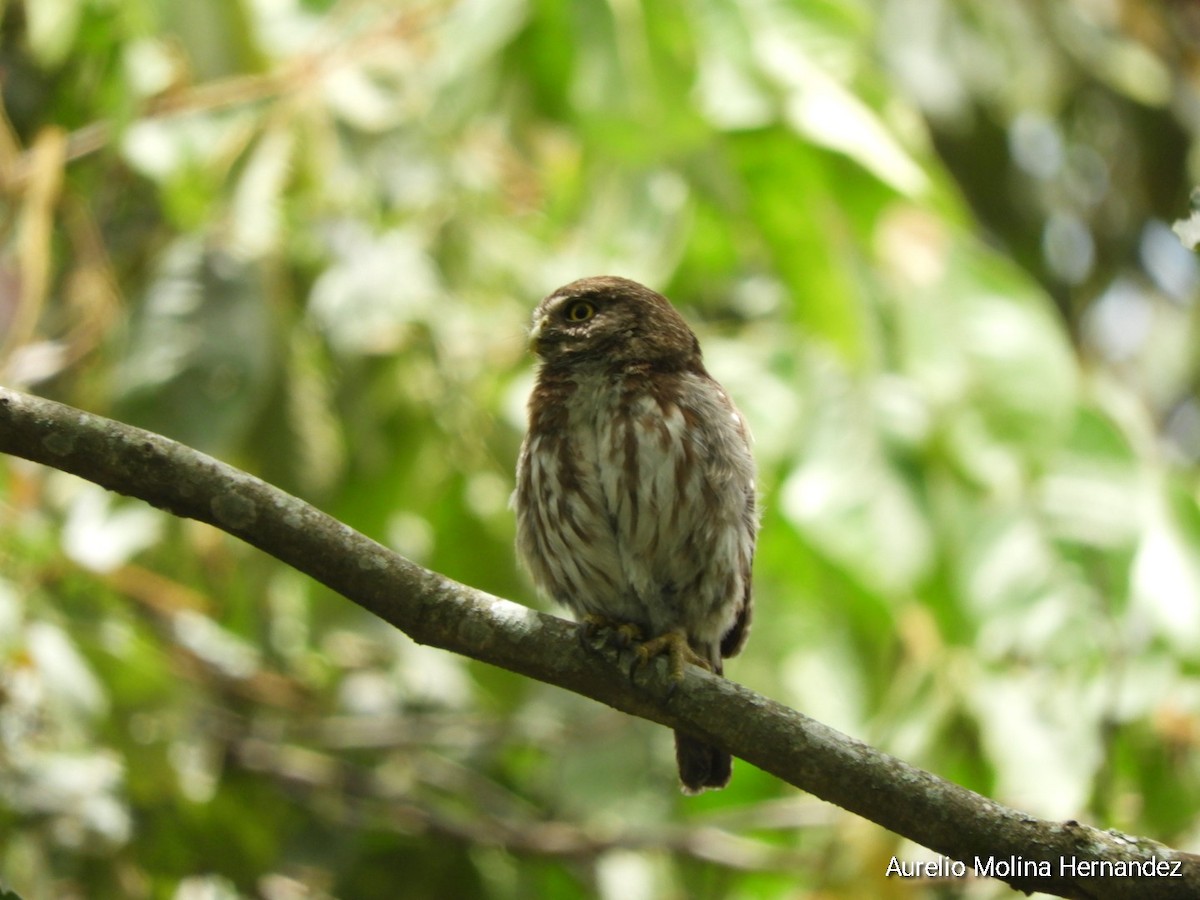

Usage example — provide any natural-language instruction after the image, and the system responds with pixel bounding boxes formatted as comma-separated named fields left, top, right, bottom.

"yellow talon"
left=580, top=619, right=710, bottom=687
left=634, top=628, right=710, bottom=682
left=581, top=614, right=643, bottom=648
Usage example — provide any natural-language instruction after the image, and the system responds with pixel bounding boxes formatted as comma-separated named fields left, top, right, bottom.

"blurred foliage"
left=1, top=0, right=1199, bottom=897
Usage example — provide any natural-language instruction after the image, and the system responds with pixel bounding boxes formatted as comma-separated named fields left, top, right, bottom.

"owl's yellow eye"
left=564, top=300, right=596, bottom=323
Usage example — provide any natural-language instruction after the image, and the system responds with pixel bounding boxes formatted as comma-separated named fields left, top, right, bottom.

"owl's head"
left=528, top=276, right=701, bottom=370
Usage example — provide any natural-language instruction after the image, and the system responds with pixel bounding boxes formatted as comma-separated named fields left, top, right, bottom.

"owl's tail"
left=674, top=731, right=732, bottom=794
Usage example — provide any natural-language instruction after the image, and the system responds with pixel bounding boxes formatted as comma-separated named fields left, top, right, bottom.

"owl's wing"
left=718, top=485, right=755, bottom=660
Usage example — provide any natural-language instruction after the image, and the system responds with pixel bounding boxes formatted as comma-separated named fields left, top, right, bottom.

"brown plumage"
left=513, top=276, right=757, bottom=792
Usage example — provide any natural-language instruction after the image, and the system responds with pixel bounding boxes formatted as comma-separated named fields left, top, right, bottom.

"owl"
left=514, top=275, right=757, bottom=793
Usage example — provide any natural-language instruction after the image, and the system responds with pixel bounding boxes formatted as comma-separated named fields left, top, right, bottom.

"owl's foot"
left=580, top=614, right=643, bottom=650
left=634, top=628, right=711, bottom=684
left=580, top=619, right=709, bottom=689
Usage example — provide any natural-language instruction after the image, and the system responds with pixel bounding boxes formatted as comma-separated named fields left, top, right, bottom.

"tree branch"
left=0, top=385, right=1195, bottom=899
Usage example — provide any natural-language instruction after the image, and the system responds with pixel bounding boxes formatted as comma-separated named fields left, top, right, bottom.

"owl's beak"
left=528, top=315, right=548, bottom=356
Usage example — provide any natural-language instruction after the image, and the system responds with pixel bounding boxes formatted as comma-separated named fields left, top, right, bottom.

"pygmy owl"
left=514, top=275, right=757, bottom=793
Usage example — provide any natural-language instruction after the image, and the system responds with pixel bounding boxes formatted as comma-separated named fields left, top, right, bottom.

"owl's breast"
left=516, top=368, right=754, bottom=640
left=514, top=375, right=626, bottom=613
